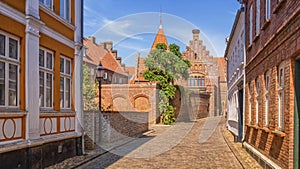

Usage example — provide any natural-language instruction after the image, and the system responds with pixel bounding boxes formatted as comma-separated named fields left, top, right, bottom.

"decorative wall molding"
left=0, top=1, right=26, bottom=24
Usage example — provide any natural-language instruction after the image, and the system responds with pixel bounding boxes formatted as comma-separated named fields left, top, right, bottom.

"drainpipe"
left=242, top=2, right=246, bottom=142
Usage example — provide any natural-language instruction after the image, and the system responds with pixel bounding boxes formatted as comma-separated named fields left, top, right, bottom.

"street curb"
left=69, top=129, right=155, bottom=169
left=221, top=125, right=246, bottom=169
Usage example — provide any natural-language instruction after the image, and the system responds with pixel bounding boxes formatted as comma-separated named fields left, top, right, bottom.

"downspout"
left=241, top=1, right=247, bottom=142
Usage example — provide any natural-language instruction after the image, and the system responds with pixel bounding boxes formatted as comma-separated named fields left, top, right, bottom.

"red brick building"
left=181, top=30, right=227, bottom=117
left=242, top=0, right=300, bottom=168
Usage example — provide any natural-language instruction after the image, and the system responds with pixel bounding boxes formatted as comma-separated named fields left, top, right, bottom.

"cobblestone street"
left=76, top=117, right=244, bottom=169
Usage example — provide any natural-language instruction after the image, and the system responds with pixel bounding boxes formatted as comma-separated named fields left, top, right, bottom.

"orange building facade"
left=0, top=0, right=83, bottom=168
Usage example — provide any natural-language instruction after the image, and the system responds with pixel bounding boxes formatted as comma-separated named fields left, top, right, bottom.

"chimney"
left=192, top=29, right=200, bottom=41
left=103, top=41, right=112, bottom=51
left=88, top=36, right=96, bottom=44
left=116, top=56, right=122, bottom=64
left=111, top=50, right=117, bottom=58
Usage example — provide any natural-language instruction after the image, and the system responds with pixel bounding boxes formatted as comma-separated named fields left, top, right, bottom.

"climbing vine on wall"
left=143, top=43, right=190, bottom=124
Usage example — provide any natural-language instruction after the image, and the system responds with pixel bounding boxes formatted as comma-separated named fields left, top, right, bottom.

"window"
left=255, top=78, right=260, bottom=96
left=39, top=48, right=53, bottom=108
left=265, top=71, right=270, bottom=126
left=249, top=83, right=253, bottom=123
left=255, top=78, right=260, bottom=124
left=60, top=0, right=71, bottom=21
left=256, top=0, right=261, bottom=35
left=0, top=32, right=19, bottom=107
left=265, top=0, right=271, bottom=20
left=278, top=63, right=285, bottom=131
left=255, top=100, right=259, bottom=124
left=249, top=5, right=253, bottom=44
left=187, top=76, right=205, bottom=87
left=60, top=56, right=72, bottom=109
left=39, top=0, right=53, bottom=10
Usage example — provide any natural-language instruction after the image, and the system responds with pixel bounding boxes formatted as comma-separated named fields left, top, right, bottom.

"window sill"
left=271, top=130, right=286, bottom=137
left=247, top=44, right=252, bottom=51
left=253, top=34, right=260, bottom=42
left=261, top=20, right=271, bottom=30
left=261, top=127, right=271, bottom=133
left=273, top=0, right=286, bottom=14
left=246, top=124, right=259, bottom=129
left=39, top=4, right=75, bottom=30
left=0, top=111, right=27, bottom=117
left=40, top=111, right=75, bottom=117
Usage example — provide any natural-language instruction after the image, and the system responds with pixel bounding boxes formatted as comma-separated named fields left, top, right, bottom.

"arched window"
left=265, top=70, right=270, bottom=127
left=255, top=77, right=260, bottom=124
left=248, top=83, right=253, bottom=124
left=278, top=62, right=285, bottom=131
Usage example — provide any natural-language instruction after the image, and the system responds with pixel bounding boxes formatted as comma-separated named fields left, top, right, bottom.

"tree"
left=143, top=43, right=190, bottom=124
left=82, top=64, right=98, bottom=110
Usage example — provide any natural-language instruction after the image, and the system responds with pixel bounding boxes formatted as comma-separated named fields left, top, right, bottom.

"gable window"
left=39, top=0, right=53, bottom=10
left=0, top=32, right=19, bottom=107
left=60, top=0, right=71, bottom=21
left=60, top=56, right=72, bottom=109
left=265, top=71, right=270, bottom=126
left=39, top=48, right=54, bottom=108
left=256, top=0, right=261, bottom=35
left=249, top=5, right=253, bottom=44
left=278, top=63, right=285, bottom=131
left=265, top=0, right=271, bottom=20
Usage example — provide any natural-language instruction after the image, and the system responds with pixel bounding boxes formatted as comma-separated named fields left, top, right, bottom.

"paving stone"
left=48, top=117, right=262, bottom=169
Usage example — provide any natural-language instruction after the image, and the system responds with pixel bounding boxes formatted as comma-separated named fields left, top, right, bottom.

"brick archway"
left=132, top=94, right=150, bottom=111
left=112, top=95, right=132, bottom=111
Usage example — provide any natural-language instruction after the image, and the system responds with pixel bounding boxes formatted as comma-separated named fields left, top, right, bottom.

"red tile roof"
left=83, top=37, right=128, bottom=76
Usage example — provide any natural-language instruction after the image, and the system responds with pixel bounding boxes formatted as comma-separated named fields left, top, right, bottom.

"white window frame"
left=249, top=83, right=253, bottom=124
left=39, top=0, right=54, bottom=10
left=39, top=47, right=54, bottom=109
left=60, top=0, right=71, bottom=22
left=249, top=5, right=253, bottom=44
left=265, top=0, right=271, bottom=20
left=278, top=63, right=285, bottom=131
left=255, top=78, right=260, bottom=124
left=256, top=0, right=261, bottom=35
left=0, top=31, right=20, bottom=108
left=60, top=56, right=72, bottom=109
left=265, top=70, right=270, bottom=126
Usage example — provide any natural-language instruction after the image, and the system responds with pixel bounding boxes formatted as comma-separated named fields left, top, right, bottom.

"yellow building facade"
left=0, top=0, right=83, bottom=168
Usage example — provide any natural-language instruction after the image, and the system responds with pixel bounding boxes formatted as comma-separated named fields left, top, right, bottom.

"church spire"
left=151, top=8, right=168, bottom=50
left=159, top=6, right=162, bottom=29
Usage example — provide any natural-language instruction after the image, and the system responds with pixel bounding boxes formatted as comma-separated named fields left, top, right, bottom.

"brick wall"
left=100, top=84, right=159, bottom=125
left=84, top=111, right=148, bottom=149
left=244, top=1, right=300, bottom=168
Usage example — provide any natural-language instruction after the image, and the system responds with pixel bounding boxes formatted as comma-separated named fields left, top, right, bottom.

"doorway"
left=238, top=84, right=244, bottom=142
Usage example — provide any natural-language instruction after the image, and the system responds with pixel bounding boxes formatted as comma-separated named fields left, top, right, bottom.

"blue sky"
left=84, top=0, right=241, bottom=66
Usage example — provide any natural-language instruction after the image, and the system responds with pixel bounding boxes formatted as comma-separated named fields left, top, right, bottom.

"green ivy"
left=83, top=64, right=98, bottom=110
left=143, top=43, right=190, bottom=124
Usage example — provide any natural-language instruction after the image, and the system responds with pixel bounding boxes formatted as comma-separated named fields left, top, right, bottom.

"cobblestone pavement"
left=222, top=127, right=262, bottom=169
left=77, top=117, right=243, bottom=169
